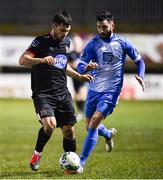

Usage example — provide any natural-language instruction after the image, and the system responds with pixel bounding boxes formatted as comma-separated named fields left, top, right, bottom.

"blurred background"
left=0, top=0, right=163, bottom=101
left=0, top=1, right=163, bottom=178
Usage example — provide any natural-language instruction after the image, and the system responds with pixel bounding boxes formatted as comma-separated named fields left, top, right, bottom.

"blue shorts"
left=85, top=90, right=120, bottom=119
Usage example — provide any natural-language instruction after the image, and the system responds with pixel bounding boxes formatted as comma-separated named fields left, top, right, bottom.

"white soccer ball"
left=59, top=151, right=80, bottom=170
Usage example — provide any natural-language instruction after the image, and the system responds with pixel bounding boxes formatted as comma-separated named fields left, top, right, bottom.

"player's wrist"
left=40, top=58, right=46, bottom=64
left=85, top=65, right=89, bottom=71
left=79, top=74, right=84, bottom=81
left=138, top=75, right=144, bottom=80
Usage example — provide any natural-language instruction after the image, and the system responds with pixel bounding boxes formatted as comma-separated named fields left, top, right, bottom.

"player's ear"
left=52, top=23, right=57, bottom=29
left=111, top=21, right=115, bottom=30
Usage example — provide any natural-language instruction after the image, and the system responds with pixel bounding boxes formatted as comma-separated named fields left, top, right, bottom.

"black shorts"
left=32, top=91, right=77, bottom=127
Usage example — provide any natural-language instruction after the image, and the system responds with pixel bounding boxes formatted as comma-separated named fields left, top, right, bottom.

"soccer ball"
left=59, top=152, right=80, bottom=170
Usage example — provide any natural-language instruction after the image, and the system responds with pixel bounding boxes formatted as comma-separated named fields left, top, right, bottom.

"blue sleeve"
left=135, top=58, right=145, bottom=79
left=123, top=38, right=145, bottom=79
left=125, top=39, right=141, bottom=62
left=77, top=42, right=94, bottom=74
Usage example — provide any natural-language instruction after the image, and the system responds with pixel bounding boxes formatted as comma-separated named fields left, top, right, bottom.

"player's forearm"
left=135, top=58, right=145, bottom=79
left=66, top=64, right=82, bottom=80
left=19, top=53, right=44, bottom=67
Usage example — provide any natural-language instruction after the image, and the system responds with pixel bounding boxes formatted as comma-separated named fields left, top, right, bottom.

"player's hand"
left=85, top=62, right=99, bottom=71
left=135, top=75, right=145, bottom=91
left=41, top=56, right=56, bottom=66
left=80, top=74, right=95, bottom=83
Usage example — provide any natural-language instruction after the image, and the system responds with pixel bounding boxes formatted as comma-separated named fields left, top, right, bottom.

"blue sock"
left=80, top=128, right=98, bottom=167
left=98, top=123, right=111, bottom=139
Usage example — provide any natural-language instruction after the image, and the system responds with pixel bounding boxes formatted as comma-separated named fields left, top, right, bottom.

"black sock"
left=35, top=127, right=51, bottom=152
left=63, top=138, right=76, bottom=152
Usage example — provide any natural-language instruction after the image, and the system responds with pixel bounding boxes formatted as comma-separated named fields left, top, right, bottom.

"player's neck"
left=100, top=33, right=114, bottom=41
left=110, top=33, right=114, bottom=38
left=49, top=31, right=58, bottom=41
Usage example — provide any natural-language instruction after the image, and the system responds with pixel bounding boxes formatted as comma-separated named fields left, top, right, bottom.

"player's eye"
left=97, top=26, right=102, bottom=30
left=102, top=25, right=108, bottom=29
left=61, top=29, right=69, bottom=33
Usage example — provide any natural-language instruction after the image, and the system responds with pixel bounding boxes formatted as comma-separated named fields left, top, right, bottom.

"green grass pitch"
left=0, top=99, right=163, bottom=179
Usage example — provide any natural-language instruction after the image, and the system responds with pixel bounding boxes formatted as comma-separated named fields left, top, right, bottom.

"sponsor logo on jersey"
left=103, top=52, right=114, bottom=65
left=30, top=40, right=39, bottom=47
left=53, top=54, right=67, bottom=69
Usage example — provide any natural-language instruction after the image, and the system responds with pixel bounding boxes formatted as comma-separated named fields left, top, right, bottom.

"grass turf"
left=0, top=99, right=163, bottom=179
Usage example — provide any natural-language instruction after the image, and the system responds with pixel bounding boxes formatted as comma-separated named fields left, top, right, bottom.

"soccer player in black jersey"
left=19, top=10, right=93, bottom=171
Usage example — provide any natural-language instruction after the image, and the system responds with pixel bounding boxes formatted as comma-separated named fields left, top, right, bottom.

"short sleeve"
left=27, top=37, right=42, bottom=57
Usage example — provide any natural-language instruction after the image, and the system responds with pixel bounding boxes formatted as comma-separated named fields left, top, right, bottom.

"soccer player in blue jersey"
left=76, top=11, right=145, bottom=173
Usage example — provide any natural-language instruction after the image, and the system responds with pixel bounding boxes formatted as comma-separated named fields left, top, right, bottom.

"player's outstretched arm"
left=66, top=64, right=94, bottom=82
left=19, top=51, right=55, bottom=67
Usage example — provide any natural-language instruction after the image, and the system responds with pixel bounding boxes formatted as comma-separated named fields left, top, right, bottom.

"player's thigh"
left=55, top=93, right=77, bottom=128
left=32, top=96, right=57, bottom=129
left=89, top=111, right=104, bottom=129
left=85, top=99, right=97, bottom=119
left=96, top=99, right=116, bottom=118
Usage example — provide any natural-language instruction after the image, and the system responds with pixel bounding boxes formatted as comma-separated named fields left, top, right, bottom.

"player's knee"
left=62, top=126, right=75, bottom=140
left=64, top=129, right=74, bottom=139
left=89, top=119, right=98, bottom=129
left=86, top=118, right=90, bottom=131
left=89, top=114, right=102, bottom=128
left=43, top=118, right=56, bottom=135
left=50, top=119, right=57, bottom=129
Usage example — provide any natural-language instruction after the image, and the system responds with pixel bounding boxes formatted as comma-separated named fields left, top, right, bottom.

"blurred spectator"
left=156, top=43, right=163, bottom=63
left=69, top=34, right=88, bottom=120
left=140, top=53, right=154, bottom=63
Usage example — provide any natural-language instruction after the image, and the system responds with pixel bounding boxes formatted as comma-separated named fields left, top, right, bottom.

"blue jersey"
left=78, top=34, right=141, bottom=93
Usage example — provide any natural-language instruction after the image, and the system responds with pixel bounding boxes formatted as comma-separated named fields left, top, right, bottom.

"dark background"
left=0, top=0, right=162, bottom=35
left=0, top=0, right=163, bottom=73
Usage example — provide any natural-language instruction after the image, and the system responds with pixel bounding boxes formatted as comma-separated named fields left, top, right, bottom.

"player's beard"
left=100, top=30, right=112, bottom=40
left=55, top=36, right=65, bottom=41
left=51, top=32, right=65, bottom=42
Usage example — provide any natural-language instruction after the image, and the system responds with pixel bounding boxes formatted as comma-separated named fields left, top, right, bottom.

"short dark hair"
left=52, top=10, right=72, bottom=26
left=96, top=11, right=114, bottom=22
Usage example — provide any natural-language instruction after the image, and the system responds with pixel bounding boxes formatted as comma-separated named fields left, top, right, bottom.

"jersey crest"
left=30, top=40, right=39, bottom=47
